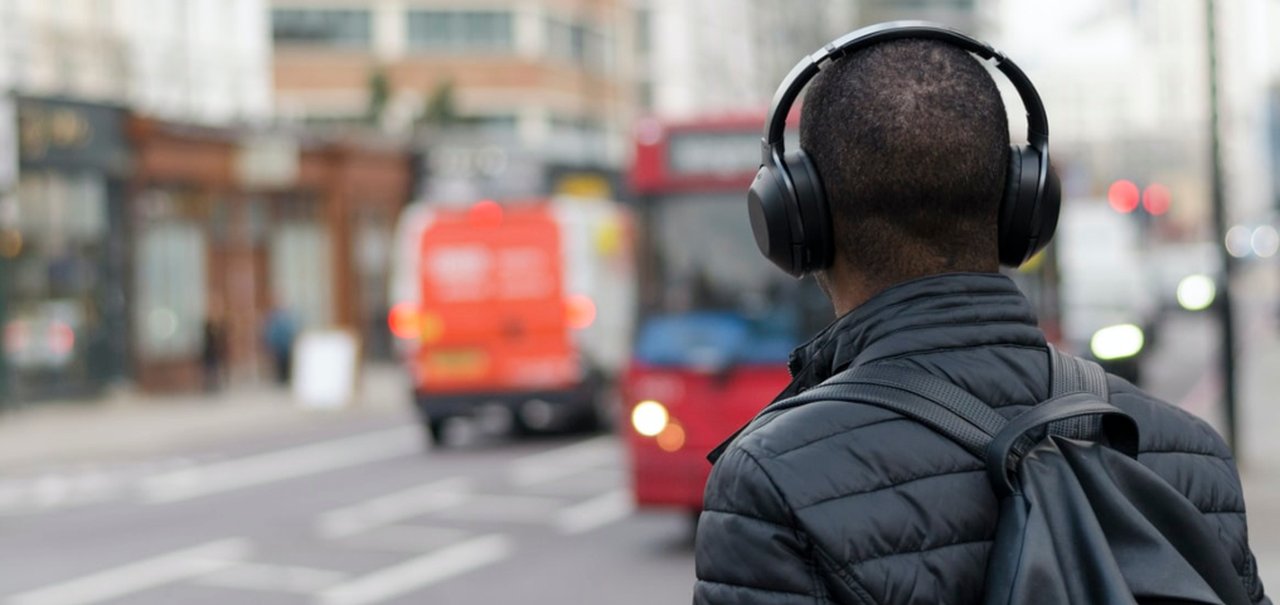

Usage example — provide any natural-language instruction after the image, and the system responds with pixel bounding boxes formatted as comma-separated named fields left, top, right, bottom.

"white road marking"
left=139, top=427, right=421, bottom=504
left=316, top=477, right=472, bottom=539
left=196, top=562, right=348, bottom=594
left=555, top=488, right=635, bottom=535
left=508, top=436, right=619, bottom=486
left=5, top=538, right=251, bottom=605
left=337, top=525, right=474, bottom=554
left=433, top=494, right=566, bottom=524
left=317, top=534, right=513, bottom=605
left=519, top=467, right=625, bottom=497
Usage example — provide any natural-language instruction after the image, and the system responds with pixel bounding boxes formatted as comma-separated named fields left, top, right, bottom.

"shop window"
left=407, top=10, right=514, bottom=53
left=16, top=172, right=107, bottom=244
left=4, top=171, right=109, bottom=384
left=135, top=221, right=207, bottom=360
left=272, top=8, right=372, bottom=49
left=270, top=222, right=332, bottom=330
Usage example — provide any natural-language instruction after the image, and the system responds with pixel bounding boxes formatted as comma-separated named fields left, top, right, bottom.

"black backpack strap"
left=1047, top=345, right=1111, bottom=440
left=1049, top=344, right=1109, bottom=399
left=767, top=364, right=1008, bottom=458
left=757, top=349, right=1126, bottom=465
left=986, top=392, right=1140, bottom=497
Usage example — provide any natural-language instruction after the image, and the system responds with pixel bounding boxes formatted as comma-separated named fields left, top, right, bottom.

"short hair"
left=800, top=38, right=1009, bottom=283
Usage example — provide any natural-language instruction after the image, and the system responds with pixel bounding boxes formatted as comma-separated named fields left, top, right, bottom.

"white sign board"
left=292, top=330, right=360, bottom=410
left=237, top=135, right=300, bottom=189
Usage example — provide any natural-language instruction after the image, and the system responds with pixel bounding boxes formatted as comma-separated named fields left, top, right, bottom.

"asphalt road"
left=0, top=417, right=695, bottom=605
left=0, top=312, right=1221, bottom=605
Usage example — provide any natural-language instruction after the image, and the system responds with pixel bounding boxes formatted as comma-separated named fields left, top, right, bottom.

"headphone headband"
left=762, top=21, right=1050, bottom=162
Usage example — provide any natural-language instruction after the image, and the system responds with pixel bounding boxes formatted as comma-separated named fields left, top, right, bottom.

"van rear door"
left=417, top=203, right=577, bottom=394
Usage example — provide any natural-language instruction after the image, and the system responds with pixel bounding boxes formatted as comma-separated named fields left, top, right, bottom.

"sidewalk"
left=1222, top=264, right=1280, bottom=592
left=0, top=363, right=414, bottom=470
left=1237, top=332, right=1280, bottom=592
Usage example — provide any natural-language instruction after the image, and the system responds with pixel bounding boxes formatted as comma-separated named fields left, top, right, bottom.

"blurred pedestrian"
left=263, top=302, right=297, bottom=386
left=201, top=305, right=226, bottom=392
left=694, top=24, right=1268, bottom=605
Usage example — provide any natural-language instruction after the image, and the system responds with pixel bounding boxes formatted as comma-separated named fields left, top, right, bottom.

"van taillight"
left=388, top=303, right=421, bottom=339
left=566, top=294, right=597, bottom=330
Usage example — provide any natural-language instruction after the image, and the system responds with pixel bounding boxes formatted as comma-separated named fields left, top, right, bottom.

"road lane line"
left=316, top=477, right=472, bottom=539
left=509, top=436, right=619, bottom=486
left=338, top=525, right=474, bottom=554
left=5, top=538, right=251, bottom=605
left=196, top=562, right=348, bottom=594
left=317, top=534, right=512, bottom=605
left=555, top=488, right=635, bottom=535
left=139, top=427, right=421, bottom=504
left=432, top=494, right=566, bottom=524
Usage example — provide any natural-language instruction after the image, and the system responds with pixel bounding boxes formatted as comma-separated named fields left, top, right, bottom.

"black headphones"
left=748, top=21, right=1062, bottom=277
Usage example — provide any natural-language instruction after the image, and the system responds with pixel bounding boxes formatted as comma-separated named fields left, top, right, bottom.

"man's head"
left=800, top=38, right=1009, bottom=304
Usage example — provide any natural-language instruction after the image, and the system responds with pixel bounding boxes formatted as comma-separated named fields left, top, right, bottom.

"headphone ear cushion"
left=748, top=165, right=802, bottom=276
left=783, top=150, right=834, bottom=272
left=998, top=144, right=1048, bottom=267
left=1035, top=162, right=1062, bottom=256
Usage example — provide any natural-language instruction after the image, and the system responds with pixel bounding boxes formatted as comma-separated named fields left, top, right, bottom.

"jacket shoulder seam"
left=734, top=447, right=828, bottom=603
left=814, top=546, right=878, bottom=605
left=796, top=466, right=985, bottom=510
left=700, top=507, right=794, bottom=529
left=764, top=415, right=912, bottom=458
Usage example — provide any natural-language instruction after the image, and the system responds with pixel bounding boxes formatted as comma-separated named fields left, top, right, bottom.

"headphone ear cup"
left=748, top=165, right=802, bottom=276
left=1035, top=161, right=1062, bottom=256
left=998, top=144, right=1049, bottom=267
left=782, top=150, right=834, bottom=273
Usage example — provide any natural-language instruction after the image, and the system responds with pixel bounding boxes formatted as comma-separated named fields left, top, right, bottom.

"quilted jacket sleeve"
left=693, top=445, right=832, bottom=605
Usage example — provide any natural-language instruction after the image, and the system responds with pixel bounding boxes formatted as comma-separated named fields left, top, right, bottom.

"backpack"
left=772, top=346, right=1252, bottom=605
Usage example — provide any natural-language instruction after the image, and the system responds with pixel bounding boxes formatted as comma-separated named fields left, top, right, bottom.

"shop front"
left=127, top=118, right=409, bottom=392
left=0, top=97, right=130, bottom=403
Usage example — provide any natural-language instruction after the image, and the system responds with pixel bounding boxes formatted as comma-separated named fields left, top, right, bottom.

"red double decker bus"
left=621, top=115, right=828, bottom=513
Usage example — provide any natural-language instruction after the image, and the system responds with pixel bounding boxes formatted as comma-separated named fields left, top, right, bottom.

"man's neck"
left=820, top=261, right=1001, bottom=317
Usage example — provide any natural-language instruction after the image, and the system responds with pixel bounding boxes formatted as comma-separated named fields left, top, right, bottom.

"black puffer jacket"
left=694, top=273, right=1268, bottom=605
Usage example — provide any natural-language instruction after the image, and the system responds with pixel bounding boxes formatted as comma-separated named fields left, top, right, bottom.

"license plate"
left=423, top=349, right=489, bottom=379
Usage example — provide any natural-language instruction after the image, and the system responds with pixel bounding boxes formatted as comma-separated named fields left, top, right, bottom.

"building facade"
left=631, top=0, right=987, bottom=118
left=0, top=0, right=272, bottom=125
left=270, top=0, right=634, bottom=172
left=0, top=97, right=131, bottom=401
left=127, top=119, right=410, bottom=391
left=0, top=2, right=413, bottom=399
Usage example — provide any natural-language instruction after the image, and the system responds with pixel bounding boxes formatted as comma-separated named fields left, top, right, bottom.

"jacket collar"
left=708, top=272, right=1045, bottom=463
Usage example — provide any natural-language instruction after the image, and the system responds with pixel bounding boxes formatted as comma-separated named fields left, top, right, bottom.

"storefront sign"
left=16, top=97, right=127, bottom=173
left=236, top=135, right=299, bottom=189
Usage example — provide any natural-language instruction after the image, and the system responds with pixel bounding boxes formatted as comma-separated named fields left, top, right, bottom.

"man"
left=693, top=36, right=1268, bottom=604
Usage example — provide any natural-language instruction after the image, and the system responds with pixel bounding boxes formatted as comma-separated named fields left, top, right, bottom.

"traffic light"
left=1142, top=184, right=1171, bottom=216
left=1107, top=179, right=1140, bottom=213
left=1108, top=180, right=1171, bottom=217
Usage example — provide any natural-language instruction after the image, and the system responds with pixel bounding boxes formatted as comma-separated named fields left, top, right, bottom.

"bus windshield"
left=636, top=194, right=830, bottom=367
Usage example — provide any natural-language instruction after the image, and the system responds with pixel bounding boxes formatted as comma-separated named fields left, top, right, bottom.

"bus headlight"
left=1090, top=324, right=1145, bottom=361
left=631, top=400, right=669, bottom=437
left=1177, top=274, right=1216, bottom=312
